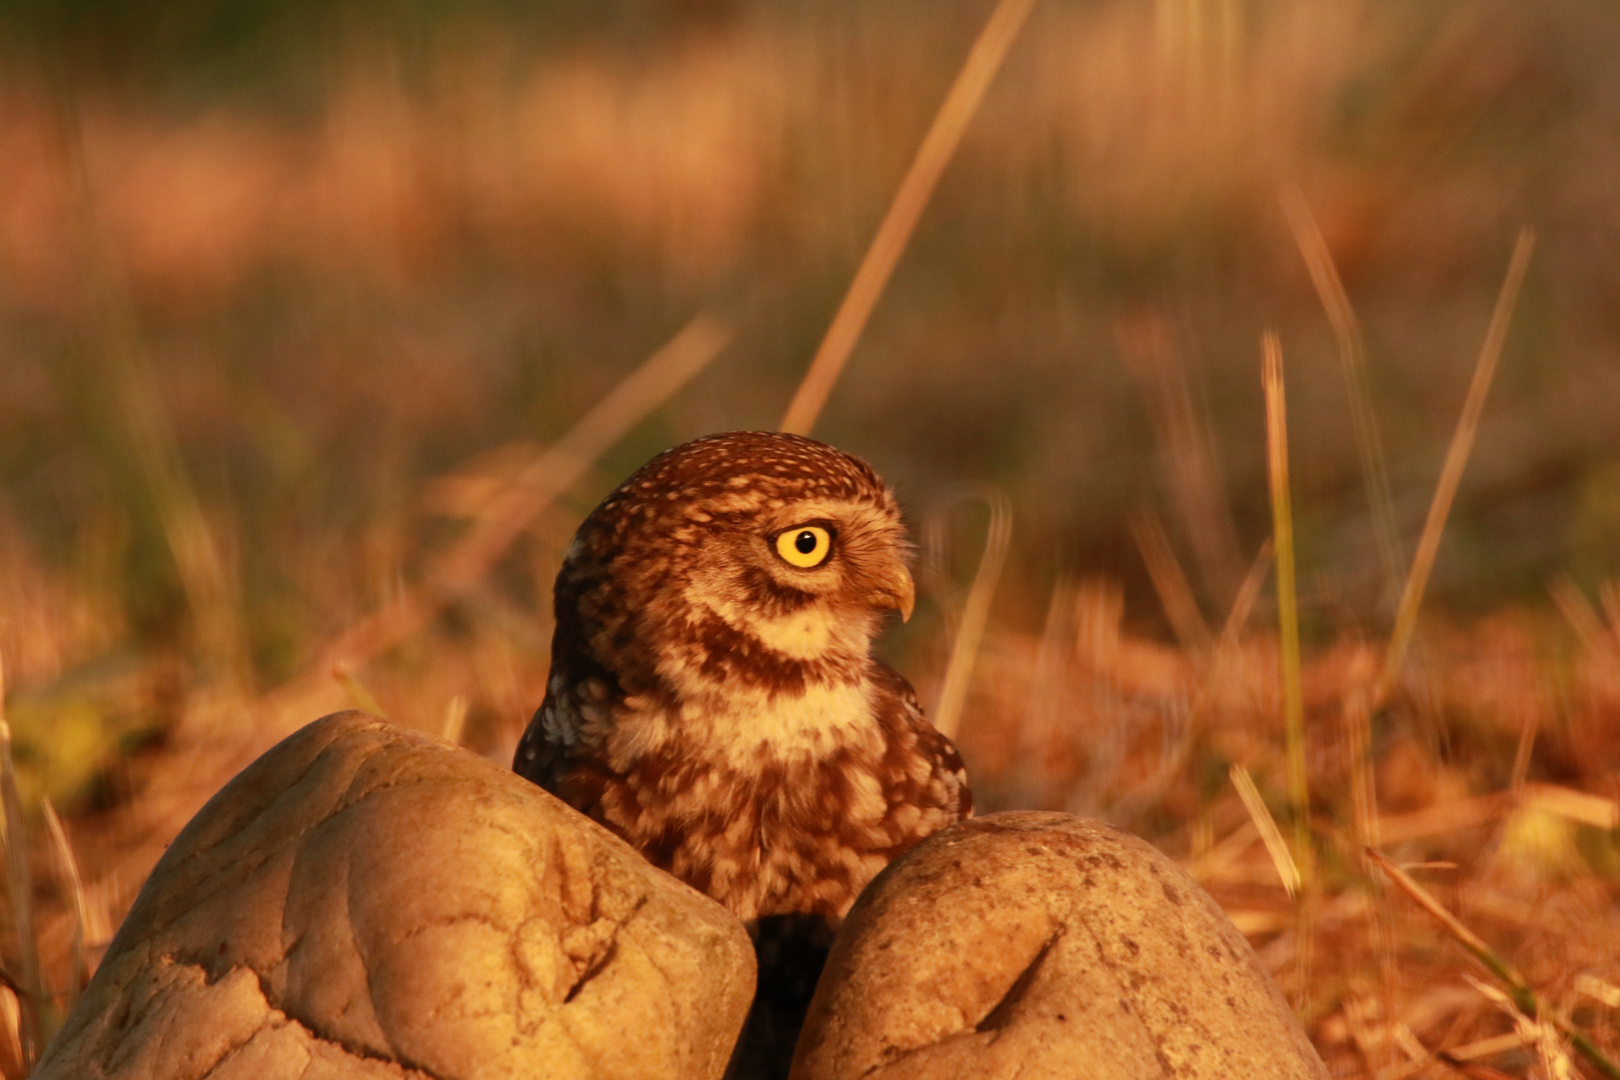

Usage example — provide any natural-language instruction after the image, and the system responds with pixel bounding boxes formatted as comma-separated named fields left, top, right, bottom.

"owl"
left=512, top=431, right=971, bottom=1069
left=515, top=429, right=970, bottom=916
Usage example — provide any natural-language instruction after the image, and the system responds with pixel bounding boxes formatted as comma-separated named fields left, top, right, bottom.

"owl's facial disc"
left=757, top=502, right=912, bottom=619
left=767, top=521, right=913, bottom=621
left=676, top=499, right=911, bottom=665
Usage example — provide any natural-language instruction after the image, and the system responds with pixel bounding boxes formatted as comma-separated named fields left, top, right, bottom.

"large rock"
left=791, top=812, right=1327, bottom=1080
left=35, top=711, right=756, bottom=1080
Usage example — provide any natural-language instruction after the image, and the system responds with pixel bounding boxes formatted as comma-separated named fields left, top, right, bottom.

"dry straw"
left=40, top=799, right=88, bottom=1002
left=1261, top=331, right=1310, bottom=879
left=49, top=70, right=247, bottom=686
left=1375, top=230, right=1535, bottom=707
left=1279, top=184, right=1404, bottom=603
left=0, top=653, right=43, bottom=1070
left=1369, top=849, right=1620, bottom=1079
left=279, top=315, right=731, bottom=720
left=932, top=488, right=1013, bottom=741
left=1130, top=511, right=1213, bottom=652
left=780, top=0, right=1039, bottom=436
left=1231, top=763, right=1302, bottom=898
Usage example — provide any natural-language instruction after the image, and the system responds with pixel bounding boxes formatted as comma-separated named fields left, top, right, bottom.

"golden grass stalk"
left=1015, top=575, right=1075, bottom=795
left=41, top=56, right=249, bottom=688
left=1219, top=539, right=1273, bottom=648
left=79, top=275, right=242, bottom=682
left=1123, top=543, right=1273, bottom=828
left=1463, top=978, right=1575, bottom=1080
left=932, top=488, right=1013, bottom=740
left=441, top=694, right=468, bottom=746
left=1374, top=230, right=1535, bottom=707
left=1550, top=576, right=1605, bottom=652
left=107, top=351, right=246, bottom=687
left=1279, top=184, right=1404, bottom=602
left=1130, top=511, right=1212, bottom=651
left=1368, top=848, right=1620, bottom=1080
left=0, top=989, right=21, bottom=1080
left=1367, top=850, right=1521, bottom=992
left=1507, top=710, right=1538, bottom=797
left=332, top=664, right=386, bottom=717
left=0, top=655, right=44, bottom=1069
left=1601, top=579, right=1620, bottom=636
left=1575, top=974, right=1620, bottom=1010
left=1344, top=691, right=1379, bottom=852
left=295, top=316, right=730, bottom=699
left=1440, top=1030, right=1533, bottom=1063
left=1262, top=331, right=1310, bottom=877
left=434, top=315, right=731, bottom=592
left=1521, top=782, right=1619, bottom=830
left=40, top=798, right=87, bottom=1003
left=1230, top=764, right=1301, bottom=898
left=779, top=0, right=1038, bottom=435
left=1117, top=315, right=1246, bottom=602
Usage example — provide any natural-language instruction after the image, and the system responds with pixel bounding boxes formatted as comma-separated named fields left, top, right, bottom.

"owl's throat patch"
left=681, top=576, right=871, bottom=665
left=678, top=680, right=881, bottom=767
left=703, top=595, right=838, bottom=660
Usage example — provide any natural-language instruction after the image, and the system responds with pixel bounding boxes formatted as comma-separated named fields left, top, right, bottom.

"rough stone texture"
left=35, top=711, right=757, bottom=1080
left=791, top=812, right=1328, bottom=1080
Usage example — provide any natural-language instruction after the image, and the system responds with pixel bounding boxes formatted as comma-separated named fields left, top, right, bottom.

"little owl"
left=512, top=430, right=971, bottom=1073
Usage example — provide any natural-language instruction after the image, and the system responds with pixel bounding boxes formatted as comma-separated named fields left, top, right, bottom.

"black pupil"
left=794, top=530, right=818, bottom=555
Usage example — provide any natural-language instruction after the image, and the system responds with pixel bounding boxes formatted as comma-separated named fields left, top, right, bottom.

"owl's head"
left=555, top=431, right=914, bottom=697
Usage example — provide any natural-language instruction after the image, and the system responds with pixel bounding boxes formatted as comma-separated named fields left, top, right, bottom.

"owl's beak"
left=871, top=564, right=916, bottom=623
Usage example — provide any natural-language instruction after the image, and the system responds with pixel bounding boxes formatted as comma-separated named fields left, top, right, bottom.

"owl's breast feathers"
left=517, top=654, right=970, bottom=924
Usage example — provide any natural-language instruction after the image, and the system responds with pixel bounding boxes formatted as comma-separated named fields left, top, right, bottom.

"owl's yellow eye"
left=775, top=525, right=833, bottom=569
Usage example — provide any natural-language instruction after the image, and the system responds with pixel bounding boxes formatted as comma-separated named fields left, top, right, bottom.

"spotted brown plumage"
left=515, top=430, right=970, bottom=918
left=512, top=431, right=971, bottom=1073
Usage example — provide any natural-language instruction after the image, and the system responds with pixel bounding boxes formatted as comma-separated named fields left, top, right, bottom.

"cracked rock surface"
left=791, top=812, right=1328, bottom=1080
left=35, top=710, right=757, bottom=1080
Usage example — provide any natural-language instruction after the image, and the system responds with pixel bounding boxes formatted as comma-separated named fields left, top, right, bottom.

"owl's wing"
left=869, top=660, right=974, bottom=822
left=512, top=691, right=579, bottom=793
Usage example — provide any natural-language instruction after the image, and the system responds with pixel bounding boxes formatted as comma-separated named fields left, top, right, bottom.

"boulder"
left=35, top=711, right=756, bottom=1080
left=791, top=812, right=1327, bottom=1080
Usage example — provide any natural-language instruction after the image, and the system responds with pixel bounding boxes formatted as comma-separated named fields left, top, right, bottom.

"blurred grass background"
left=4, top=0, right=1620, bottom=1073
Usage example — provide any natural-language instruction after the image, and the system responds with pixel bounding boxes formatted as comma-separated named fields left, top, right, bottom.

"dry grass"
left=2, top=0, right=1620, bottom=1076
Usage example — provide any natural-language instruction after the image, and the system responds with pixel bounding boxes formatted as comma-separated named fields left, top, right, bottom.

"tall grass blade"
left=1015, top=575, right=1076, bottom=806
left=40, top=798, right=87, bottom=1005
left=1262, top=331, right=1310, bottom=880
left=1230, top=764, right=1301, bottom=898
left=1219, top=540, right=1273, bottom=648
left=433, top=315, right=731, bottom=593
left=1130, top=511, right=1213, bottom=651
left=295, top=316, right=731, bottom=703
left=1118, top=314, right=1245, bottom=603
left=1344, top=691, right=1379, bottom=852
left=1375, top=230, right=1535, bottom=707
left=45, top=46, right=247, bottom=686
left=332, top=664, right=386, bottom=717
left=1280, top=185, right=1404, bottom=605
left=1369, top=847, right=1620, bottom=1080
left=441, top=694, right=468, bottom=746
left=780, top=0, right=1039, bottom=435
left=1550, top=576, right=1605, bottom=652
left=933, top=487, right=1012, bottom=740
left=1179, top=542, right=1271, bottom=770
left=1600, top=579, right=1620, bottom=638
left=0, top=655, right=43, bottom=1069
